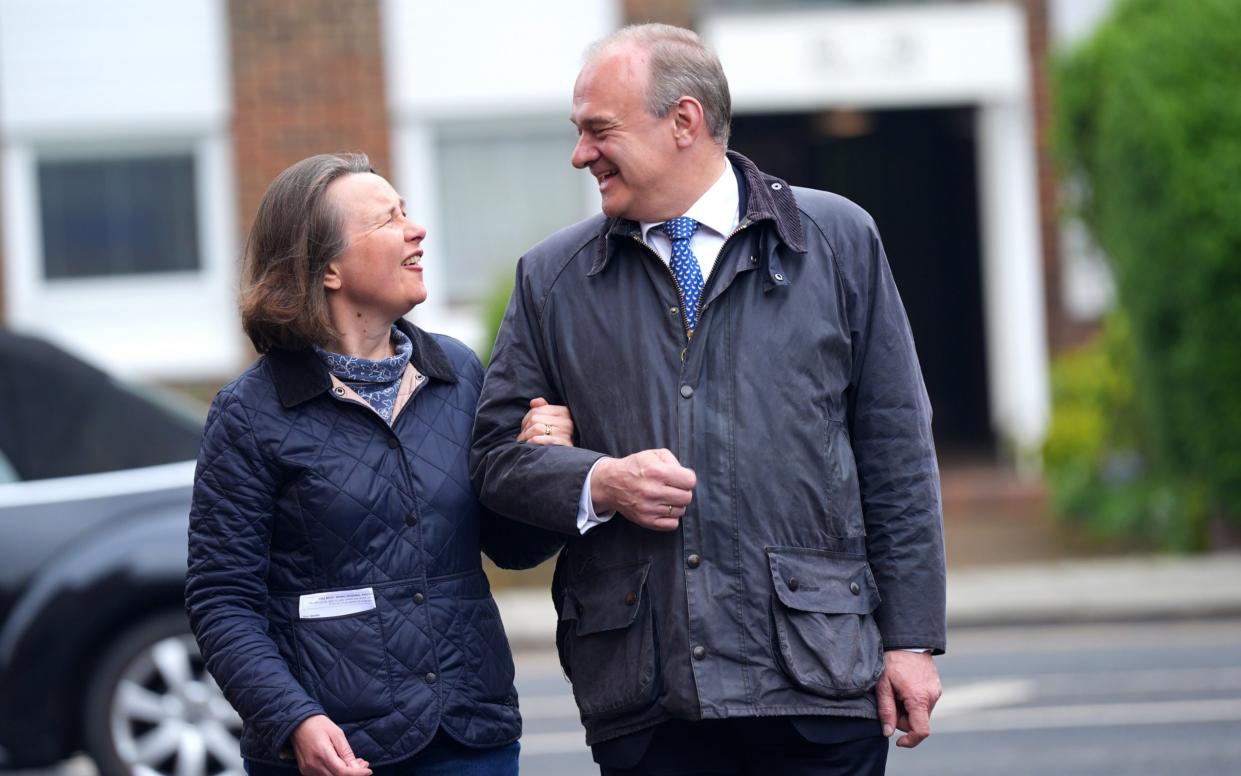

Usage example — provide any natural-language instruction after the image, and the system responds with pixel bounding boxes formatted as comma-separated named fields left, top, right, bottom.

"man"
left=471, top=23, right=946, bottom=775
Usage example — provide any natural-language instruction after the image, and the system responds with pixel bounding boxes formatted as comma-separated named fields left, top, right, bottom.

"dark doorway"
left=732, top=107, right=993, bottom=457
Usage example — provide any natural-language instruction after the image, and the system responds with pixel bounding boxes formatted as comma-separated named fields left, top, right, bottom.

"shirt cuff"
left=899, top=648, right=931, bottom=653
left=576, top=458, right=616, bottom=535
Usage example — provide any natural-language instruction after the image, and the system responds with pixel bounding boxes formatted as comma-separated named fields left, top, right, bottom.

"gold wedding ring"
left=666, top=503, right=674, bottom=516
left=544, top=424, right=553, bottom=436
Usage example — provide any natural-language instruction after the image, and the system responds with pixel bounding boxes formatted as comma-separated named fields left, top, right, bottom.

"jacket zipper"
left=630, top=220, right=753, bottom=343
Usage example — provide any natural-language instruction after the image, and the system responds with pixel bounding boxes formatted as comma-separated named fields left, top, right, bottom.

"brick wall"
left=229, top=0, right=392, bottom=240
left=1019, top=0, right=1092, bottom=354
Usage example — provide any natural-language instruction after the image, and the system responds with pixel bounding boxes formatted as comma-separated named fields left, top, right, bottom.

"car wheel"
left=83, top=611, right=244, bottom=776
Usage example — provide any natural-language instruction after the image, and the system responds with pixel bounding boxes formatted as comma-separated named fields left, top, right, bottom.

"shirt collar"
left=639, top=157, right=739, bottom=243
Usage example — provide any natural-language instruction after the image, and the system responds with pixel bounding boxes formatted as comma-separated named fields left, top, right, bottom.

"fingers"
left=897, top=699, right=931, bottom=748
left=517, top=400, right=575, bottom=445
left=613, top=451, right=694, bottom=528
left=590, top=450, right=696, bottom=530
left=648, top=449, right=696, bottom=490
left=881, top=650, right=941, bottom=749
left=328, top=727, right=373, bottom=776
left=291, top=717, right=371, bottom=776
left=876, top=673, right=897, bottom=739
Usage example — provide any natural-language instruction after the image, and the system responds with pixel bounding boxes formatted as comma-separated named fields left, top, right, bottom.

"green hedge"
left=1043, top=314, right=1207, bottom=549
left=1053, top=0, right=1241, bottom=532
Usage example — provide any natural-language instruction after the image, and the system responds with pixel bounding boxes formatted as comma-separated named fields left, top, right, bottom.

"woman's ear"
left=323, top=262, right=343, bottom=291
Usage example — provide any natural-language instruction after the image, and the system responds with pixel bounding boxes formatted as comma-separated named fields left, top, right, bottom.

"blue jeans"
left=245, top=732, right=519, bottom=776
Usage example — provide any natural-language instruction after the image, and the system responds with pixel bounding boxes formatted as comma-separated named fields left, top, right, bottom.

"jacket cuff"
left=265, top=703, right=327, bottom=761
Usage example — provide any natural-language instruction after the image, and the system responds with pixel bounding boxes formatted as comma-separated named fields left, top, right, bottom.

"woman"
left=186, top=153, right=571, bottom=775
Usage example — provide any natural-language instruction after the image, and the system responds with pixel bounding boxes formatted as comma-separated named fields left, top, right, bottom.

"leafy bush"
left=1043, top=315, right=1207, bottom=550
left=477, top=271, right=516, bottom=366
left=1053, top=0, right=1241, bottom=531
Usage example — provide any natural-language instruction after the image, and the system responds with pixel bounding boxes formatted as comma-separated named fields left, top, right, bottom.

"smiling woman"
left=186, top=153, right=576, bottom=776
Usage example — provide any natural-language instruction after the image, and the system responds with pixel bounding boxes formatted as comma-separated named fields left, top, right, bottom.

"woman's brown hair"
left=239, top=152, right=374, bottom=353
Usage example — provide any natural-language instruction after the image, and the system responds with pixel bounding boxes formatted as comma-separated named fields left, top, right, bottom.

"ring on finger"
left=665, top=503, right=674, bottom=517
left=544, top=424, right=553, bottom=436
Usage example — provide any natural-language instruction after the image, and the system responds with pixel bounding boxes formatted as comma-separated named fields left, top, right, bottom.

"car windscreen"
left=0, top=330, right=204, bottom=481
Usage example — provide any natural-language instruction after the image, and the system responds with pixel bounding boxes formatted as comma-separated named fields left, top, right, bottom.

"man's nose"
left=571, top=135, right=597, bottom=169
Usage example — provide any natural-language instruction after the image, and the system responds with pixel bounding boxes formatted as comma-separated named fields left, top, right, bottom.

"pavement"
left=493, top=552, right=1241, bottom=648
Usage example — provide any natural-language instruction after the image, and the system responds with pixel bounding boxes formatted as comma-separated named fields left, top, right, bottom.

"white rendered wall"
left=383, top=0, right=618, bottom=348
left=0, top=0, right=238, bottom=381
left=705, top=2, right=1050, bottom=453
left=976, top=103, right=1051, bottom=456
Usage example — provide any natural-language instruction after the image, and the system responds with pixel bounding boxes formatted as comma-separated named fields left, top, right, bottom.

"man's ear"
left=672, top=96, right=706, bottom=149
left=323, top=261, right=343, bottom=291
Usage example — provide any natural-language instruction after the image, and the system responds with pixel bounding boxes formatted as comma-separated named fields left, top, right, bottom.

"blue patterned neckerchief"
left=314, top=325, right=413, bottom=423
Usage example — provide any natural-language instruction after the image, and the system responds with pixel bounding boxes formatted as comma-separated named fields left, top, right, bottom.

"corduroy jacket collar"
left=266, top=318, right=457, bottom=410
left=589, top=150, right=806, bottom=276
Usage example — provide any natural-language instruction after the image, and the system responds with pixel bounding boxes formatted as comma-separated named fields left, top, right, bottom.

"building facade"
left=0, top=0, right=1115, bottom=457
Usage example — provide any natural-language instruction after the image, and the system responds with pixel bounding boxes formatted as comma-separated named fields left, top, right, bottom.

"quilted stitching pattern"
left=187, top=332, right=529, bottom=764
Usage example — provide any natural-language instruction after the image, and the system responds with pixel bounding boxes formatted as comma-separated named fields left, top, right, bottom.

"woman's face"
left=323, top=172, right=427, bottom=321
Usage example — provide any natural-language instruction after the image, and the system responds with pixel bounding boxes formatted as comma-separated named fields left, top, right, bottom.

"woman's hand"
left=517, top=397, right=575, bottom=446
left=290, top=714, right=372, bottom=776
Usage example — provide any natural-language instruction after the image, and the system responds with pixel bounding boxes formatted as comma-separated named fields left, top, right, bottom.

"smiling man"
left=471, top=24, right=946, bottom=776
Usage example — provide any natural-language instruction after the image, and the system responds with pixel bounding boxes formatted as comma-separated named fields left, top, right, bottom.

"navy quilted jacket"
left=186, top=321, right=561, bottom=765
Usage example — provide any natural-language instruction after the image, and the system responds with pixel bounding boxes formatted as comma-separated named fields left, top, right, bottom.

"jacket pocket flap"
left=561, top=560, right=651, bottom=636
left=767, top=547, right=879, bottom=615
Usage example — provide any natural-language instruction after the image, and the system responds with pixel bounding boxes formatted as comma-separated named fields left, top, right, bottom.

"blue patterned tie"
left=660, top=217, right=705, bottom=332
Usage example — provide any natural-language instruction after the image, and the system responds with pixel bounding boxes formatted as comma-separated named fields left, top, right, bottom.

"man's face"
left=570, top=46, right=682, bottom=222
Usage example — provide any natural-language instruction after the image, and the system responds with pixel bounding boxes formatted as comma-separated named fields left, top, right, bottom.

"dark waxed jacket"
left=471, top=152, right=947, bottom=745
left=187, top=321, right=560, bottom=764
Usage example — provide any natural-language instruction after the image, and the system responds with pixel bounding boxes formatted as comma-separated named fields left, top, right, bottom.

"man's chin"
left=599, top=193, right=630, bottom=220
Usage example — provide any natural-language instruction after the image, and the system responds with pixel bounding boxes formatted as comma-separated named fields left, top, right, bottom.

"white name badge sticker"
left=298, top=588, right=376, bottom=620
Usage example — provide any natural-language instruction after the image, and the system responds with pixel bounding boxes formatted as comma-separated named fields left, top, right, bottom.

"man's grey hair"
left=586, top=23, right=732, bottom=147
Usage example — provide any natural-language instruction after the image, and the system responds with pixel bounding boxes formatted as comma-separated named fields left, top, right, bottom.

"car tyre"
left=82, top=610, right=243, bottom=776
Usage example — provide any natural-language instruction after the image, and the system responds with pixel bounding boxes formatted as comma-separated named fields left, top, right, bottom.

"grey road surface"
left=18, top=618, right=1241, bottom=775
left=516, top=618, right=1241, bottom=775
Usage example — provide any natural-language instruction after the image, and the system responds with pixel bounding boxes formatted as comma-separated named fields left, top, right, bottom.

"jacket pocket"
left=462, top=594, right=518, bottom=705
left=558, top=559, right=659, bottom=719
left=293, top=609, right=395, bottom=723
left=825, top=419, right=864, bottom=530
left=767, top=546, right=884, bottom=698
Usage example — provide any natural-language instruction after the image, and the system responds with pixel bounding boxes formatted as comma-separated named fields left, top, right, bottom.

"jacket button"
left=425, top=672, right=438, bottom=684
left=786, top=577, right=800, bottom=591
left=773, top=273, right=785, bottom=282
left=692, top=646, right=706, bottom=661
left=624, top=591, right=638, bottom=606
left=680, top=385, right=694, bottom=398
left=332, top=386, right=346, bottom=396
left=413, top=592, right=425, bottom=605
left=850, top=582, right=861, bottom=595
left=387, top=437, right=400, bottom=449
left=686, top=554, right=701, bottom=569
left=405, top=514, right=418, bottom=527
left=670, top=306, right=679, bottom=315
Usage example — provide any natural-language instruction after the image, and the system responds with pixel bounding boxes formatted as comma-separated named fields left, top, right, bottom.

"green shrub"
left=1053, top=0, right=1241, bottom=528
left=1043, top=315, right=1208, bottom=550
left=477, top=271, right=516, bottom=366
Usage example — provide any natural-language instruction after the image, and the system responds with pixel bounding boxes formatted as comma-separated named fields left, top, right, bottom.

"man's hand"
left=590, top=449, right=696, bottom=531
left=290, top=715, right=372, bottom=776
left=876, top=650, right=942, bottom=748
left=517, top=397, right=576, bottom=447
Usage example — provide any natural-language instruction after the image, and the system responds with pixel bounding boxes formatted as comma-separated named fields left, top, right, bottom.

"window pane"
left=436, top=128, right=589, bottom=302
left=38, top=155, right=200, bottom=279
